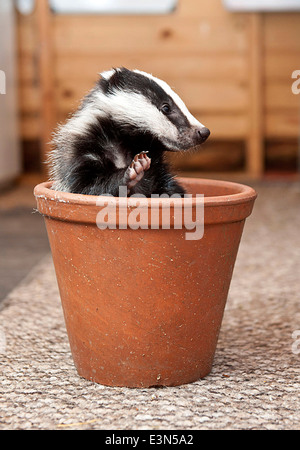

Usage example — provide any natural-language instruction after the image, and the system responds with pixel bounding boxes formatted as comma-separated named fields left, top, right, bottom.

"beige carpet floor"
left=0, top=182, right=300, bottom=430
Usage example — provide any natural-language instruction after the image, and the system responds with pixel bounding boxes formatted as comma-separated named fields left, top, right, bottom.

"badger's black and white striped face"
left=93, top=67, right=210, bottom=151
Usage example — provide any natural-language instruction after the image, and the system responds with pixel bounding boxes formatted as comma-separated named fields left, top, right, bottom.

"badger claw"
left=125, top=152, right=151, bottom=193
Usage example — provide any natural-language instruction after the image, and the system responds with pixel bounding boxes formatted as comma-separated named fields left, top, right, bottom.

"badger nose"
left=198, top=127, right=210, bottom=142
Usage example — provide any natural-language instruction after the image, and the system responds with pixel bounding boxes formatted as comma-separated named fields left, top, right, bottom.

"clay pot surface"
left=34, top=178, right=256, bottom=387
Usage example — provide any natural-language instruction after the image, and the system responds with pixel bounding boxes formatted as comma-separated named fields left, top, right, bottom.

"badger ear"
left=107, top=67, right=124, bottom=90
left=99, top=67, right=128, bottom=93
left=99, top=69, right=116, bottom=81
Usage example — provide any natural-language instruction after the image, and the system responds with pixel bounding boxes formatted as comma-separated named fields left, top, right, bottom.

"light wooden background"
left=17, top=0, right=300, bottom=178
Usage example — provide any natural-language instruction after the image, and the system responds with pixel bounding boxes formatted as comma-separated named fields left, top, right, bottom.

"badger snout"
left=195, top=126, right=210, bottom=144
left=174, top=125, right=210, bottom=151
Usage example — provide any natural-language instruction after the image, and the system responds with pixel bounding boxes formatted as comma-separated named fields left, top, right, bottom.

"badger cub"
left=50, top=68, right=210, bottom=197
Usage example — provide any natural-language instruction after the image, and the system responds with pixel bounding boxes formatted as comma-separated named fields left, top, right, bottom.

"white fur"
left=61, top=107, right=105, bottom=136
left=111, top=150, right=127, bottom=169
left=85, top=153, right=100, bottom=161
left=100, top=69, right=115, bottom=80
left=94, top=89, right=179, bottom=143
left=133, top=69, right=205, bottom=128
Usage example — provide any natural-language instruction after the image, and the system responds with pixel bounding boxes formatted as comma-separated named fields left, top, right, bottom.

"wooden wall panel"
left=53, top=15, right=248, bottom=55
left=263, top=13, right=300, bottom=139
left=17, top=3, right=250, bottom=138
left=265, top=54, right=300, bottom=81
left=55, top=54, right=247, bottom=83
left=264, top=14, right=300, bottom=52
left=19, top=84, right=40, bottom=113
left=20, top=113, right=40, bottom=140
left=265, top=83, right=299, bottom=110
left=16, top=0, right=300, bottom=176
left=265, top=112, right=299, bottom=139
left=17, top=11, right=39, bottom=138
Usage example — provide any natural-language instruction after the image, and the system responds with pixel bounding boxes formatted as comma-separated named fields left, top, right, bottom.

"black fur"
left=67, top=118, right=185, bottom=196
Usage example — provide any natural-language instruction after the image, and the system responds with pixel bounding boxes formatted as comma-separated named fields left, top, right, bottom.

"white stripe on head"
left=61, top=107, right=104, bottom=136
left=94, top=89, right=179, bottom=142
left=133, top=69, right=204, bottom=128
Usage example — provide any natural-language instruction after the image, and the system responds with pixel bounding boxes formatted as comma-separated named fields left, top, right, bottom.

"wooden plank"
left=17, top=54, right=38, bottom=84
left=53, top=15, right=248, bottom=55
left=264, top=14, right=300, bottom=52
left=266, top=111, right=300, bottom=138
left=179, top=0, right=249, bottom=21
left=19, top=113, right=41, bottom=140
left=167, top=140, right=244, bottom=171
left=16, top=11, right=36, bottom=54
left=178, top=0, right=234, bottom=18
left=18, top=84, right=40, bottom=114
left=246, top=13, right=264, bottom=178
left=174, top=80, right=248, bottom=112
left=265, top=82, right=300, bottom=110
left=35, top=0, right=56, bottom=168
left=199, top=114, right=248, bottom=139
left=54, top=53, right=247, bottom=82
left=265, top=53, right=300, bottom=81
left=265, top=140, right=298, bottom=171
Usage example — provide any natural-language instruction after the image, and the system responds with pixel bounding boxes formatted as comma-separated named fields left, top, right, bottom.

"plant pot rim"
left=34, top=178, right=257, bottom=208
left=34, top=178, right=257, bottom=226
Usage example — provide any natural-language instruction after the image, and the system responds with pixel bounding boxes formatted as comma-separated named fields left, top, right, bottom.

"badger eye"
left=161, top=103, right=171, bottom=114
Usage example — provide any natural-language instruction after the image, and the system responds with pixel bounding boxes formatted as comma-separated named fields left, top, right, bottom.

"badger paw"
left=125, top=151, right=151, bottom=193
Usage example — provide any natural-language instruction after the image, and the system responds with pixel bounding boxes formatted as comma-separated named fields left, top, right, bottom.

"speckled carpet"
left=0, top=182, right=300, bottom=430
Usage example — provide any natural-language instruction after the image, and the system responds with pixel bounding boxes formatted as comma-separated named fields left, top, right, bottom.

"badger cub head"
left=98, top=67, right=210, bottom=152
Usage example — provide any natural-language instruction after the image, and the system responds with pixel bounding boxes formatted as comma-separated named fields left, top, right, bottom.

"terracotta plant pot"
left=34, top=177, right=256, bottom=388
